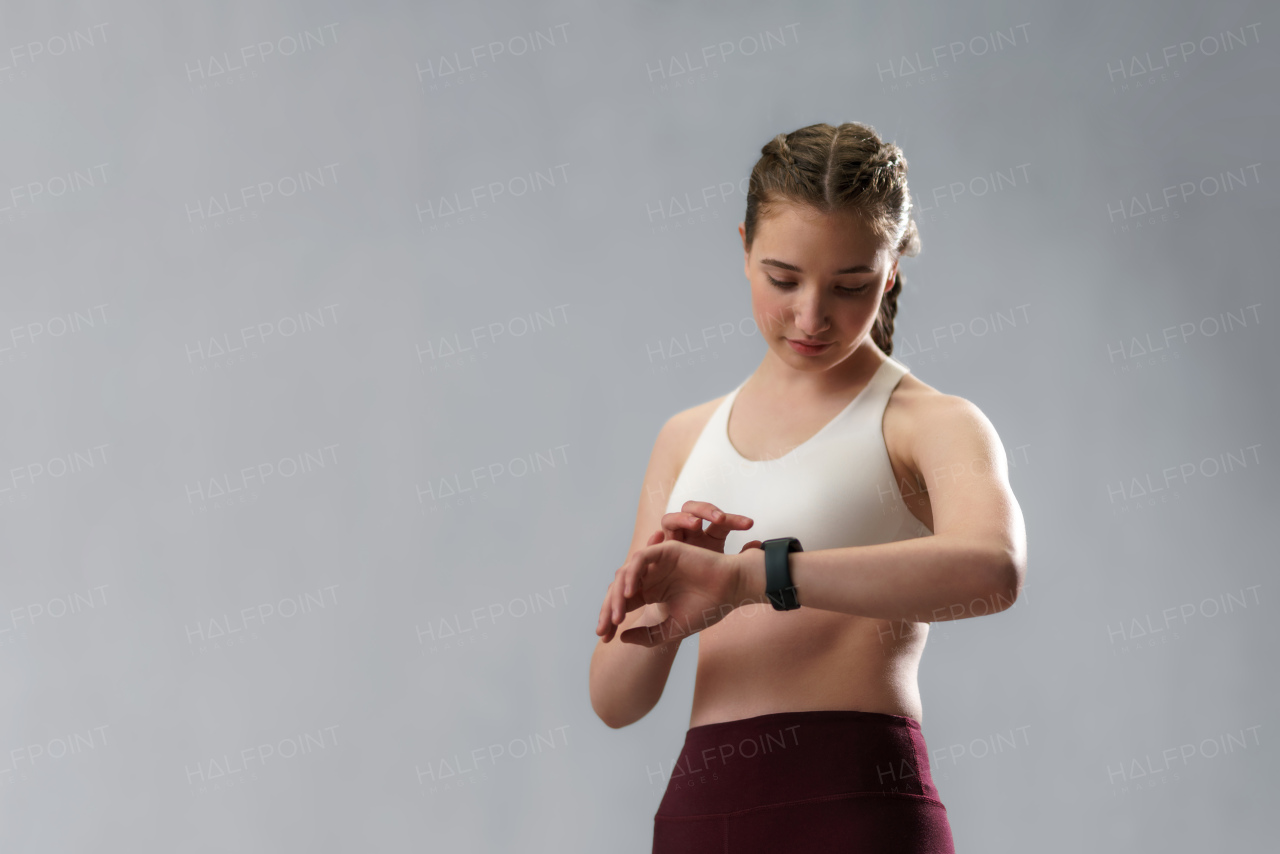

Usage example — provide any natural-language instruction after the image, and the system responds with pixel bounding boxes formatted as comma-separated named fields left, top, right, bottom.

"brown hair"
left=742, top=122, right=920, bottom=356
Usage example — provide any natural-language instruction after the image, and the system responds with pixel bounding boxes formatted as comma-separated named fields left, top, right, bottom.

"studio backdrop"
left=0, top=0, right=1275, bottom=851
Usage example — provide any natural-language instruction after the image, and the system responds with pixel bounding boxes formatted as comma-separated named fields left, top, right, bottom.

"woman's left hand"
left=598, top=539, right=754, bottom=647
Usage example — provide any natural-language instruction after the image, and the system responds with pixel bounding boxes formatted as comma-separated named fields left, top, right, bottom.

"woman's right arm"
left=589, top=411, right=696, bottom=729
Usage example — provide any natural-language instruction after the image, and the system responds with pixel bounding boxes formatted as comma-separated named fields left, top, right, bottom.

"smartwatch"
left=761, top=537, right=803, bottom=611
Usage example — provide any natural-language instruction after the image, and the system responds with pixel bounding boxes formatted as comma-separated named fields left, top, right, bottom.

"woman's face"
left=738, top=202, right=897, bottom=373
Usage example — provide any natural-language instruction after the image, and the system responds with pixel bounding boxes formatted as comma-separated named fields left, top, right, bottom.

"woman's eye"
left=767, top=275, right=867, bottom=295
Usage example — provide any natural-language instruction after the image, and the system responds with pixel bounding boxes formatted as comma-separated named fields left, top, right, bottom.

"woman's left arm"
left=732, top=394, right=1028, bottom=623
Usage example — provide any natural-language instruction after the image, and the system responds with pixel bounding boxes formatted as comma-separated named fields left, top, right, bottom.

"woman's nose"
left=793, top=292, right=829, bottom=333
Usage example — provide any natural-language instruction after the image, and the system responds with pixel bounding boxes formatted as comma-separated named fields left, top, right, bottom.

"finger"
left=677, top=501, right=749, bottom=529
left=603, top=567, right=646, bottom=644
left=615, top=547, right=647, bottom=625
left=624, top=546, right=658, bottom=603
left=622, top=542, right=672, bottom=638
left=605, top=579, right=623, bottom=642
left=676, top=502, right=754, bottom=541
left=739, top=540, right=764, bottom=552
left=613, top=559, right=631, bottom=626
left=598, top=586, right=614, bottom=639
left=600, top=578, right=622, bottom=633
left=703, top=512, right=754, bottom=540
left=662, top=526, right=687, bottom=543
left=660, top=511, right=704, bottom=535
left=618, top=545, right=642, bottom=610
left=675, top=502, right=722, bottom=531
left=624, top=551, right=653, bottom=600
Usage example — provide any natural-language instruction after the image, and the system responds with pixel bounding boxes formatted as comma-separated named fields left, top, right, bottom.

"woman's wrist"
left=732, top=547, right=768, bottom=607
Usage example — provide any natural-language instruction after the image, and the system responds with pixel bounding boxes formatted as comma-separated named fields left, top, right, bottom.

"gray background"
left=1, top=0, right=1276, bottom=851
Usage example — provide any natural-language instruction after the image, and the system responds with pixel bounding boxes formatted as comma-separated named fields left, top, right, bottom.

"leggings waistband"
left=656, top=709, right=941, bottom=819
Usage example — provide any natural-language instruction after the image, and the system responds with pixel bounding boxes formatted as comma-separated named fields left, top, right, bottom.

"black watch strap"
left=762, top=537, right=803, bottom=611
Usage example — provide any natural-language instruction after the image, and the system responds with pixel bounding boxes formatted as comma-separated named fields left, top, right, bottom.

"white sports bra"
left=664, top=355, right=932, bottom=553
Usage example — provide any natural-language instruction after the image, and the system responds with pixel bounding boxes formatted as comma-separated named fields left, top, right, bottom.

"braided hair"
left=743, top=122, right=920, bottom=356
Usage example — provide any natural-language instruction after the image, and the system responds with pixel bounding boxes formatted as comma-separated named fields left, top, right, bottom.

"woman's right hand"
left=650, top=501, right=758, bottom=554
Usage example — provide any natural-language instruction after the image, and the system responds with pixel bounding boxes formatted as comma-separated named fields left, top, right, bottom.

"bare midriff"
left=688, top=608, right=929, bottom=728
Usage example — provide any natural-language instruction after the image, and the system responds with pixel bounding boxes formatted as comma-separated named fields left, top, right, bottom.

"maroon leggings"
left=652, top=710, right=956, bottom=853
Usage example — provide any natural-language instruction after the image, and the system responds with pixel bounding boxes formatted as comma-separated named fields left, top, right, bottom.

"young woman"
left=590, top=122, right=1026, bottom=852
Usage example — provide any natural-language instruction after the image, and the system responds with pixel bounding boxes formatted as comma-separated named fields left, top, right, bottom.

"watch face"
left=764, top=537, right=802, bottom=553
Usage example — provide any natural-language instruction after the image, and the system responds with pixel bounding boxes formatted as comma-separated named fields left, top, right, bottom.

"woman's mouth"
left=786, top=338, right=833, bottom=356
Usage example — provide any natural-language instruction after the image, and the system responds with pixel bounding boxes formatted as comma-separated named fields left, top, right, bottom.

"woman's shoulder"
left=887, top=369, right=988, bottom=426
left=885, top=368, right=1005, bottom=467
left=889, top=369, right=988, bottom=417
left=660, top=392, right=729, bottom=448
left=653, top=387, right=735, bottom=485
